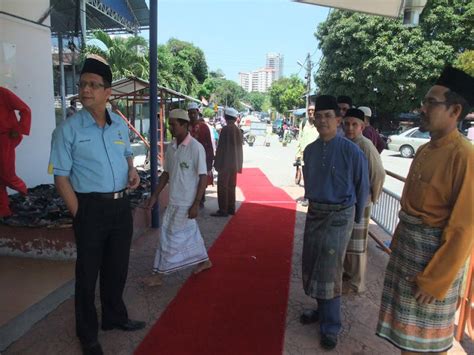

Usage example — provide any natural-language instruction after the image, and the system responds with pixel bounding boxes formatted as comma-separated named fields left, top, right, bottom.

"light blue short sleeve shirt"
left=49, top=109, right=133, bottom=193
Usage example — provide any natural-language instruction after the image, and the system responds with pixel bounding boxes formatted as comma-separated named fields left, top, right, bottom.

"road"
left=242, top=132, right=413, bottom=197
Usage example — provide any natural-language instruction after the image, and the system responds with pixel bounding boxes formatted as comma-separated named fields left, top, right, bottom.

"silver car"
left=387, top=127, right=430, bottom=158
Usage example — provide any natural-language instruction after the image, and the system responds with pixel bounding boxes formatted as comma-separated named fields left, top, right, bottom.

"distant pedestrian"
left=66, top=98, right=78, bottom=118
left=294, top=104, right=318, bottom=203
left=342, top=108, right=385, bottom=294
left=358, top=106, right=385, bottom=153
left=376, top=66, right=474, bottom=354
left=211, top=107, right=243, bottom=217
left=0, top=86, right=31, bottom=217
left=142, top=109, right=212, bottom=287
left=300, top=95, right=369, bottom=350
left=336, top=95, right=352, bottom=136
left=188, top=102, right=214, bottom=205
left=49, top=55, right=144, bottom=355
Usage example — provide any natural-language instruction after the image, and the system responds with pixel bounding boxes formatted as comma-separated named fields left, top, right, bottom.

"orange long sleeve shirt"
left=400, top=129, right=474, bottom=299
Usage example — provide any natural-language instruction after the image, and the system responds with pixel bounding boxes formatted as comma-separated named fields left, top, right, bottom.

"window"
left=410, top=130, right=430, bottom=139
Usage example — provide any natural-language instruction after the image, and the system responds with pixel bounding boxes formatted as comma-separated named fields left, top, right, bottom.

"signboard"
left=250, top=122, right=267, bottom=137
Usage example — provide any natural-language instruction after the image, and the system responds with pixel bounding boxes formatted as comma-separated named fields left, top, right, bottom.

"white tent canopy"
left=294, top=0, right=426, bottom=19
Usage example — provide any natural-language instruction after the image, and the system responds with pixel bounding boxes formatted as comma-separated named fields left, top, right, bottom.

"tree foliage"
left=268, top=76, right=305, bottom=114
left=166, top=38, right=208, bottom=84
left=314, top=0, right=473, bottom=115
left=245, top=92, right=268, bottom=111
left=85, top=30, right=149, bottom=80
left=454, top=50, right=474, bottom=77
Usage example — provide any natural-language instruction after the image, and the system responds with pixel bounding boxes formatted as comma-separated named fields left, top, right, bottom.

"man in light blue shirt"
left=300, top=95, right=369, bottom=350
left=49, top=55, right=144, bottom=355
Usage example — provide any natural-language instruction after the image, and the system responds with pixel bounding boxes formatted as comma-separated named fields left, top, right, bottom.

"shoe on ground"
left=301, top=199, right=309, bottom=207
left=299, top=309, right=319, bottom=325
left=81, top=341, right=103, bottom=355
left=210, top=210, right=228, bottom=217
left=228, top=210, right=235, bottom=215
left=320, top=333, right=338, bottom=350
left=101, top=319, right=146, bottom=331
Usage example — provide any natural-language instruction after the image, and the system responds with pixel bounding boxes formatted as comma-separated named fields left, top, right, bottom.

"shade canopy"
left=294, top=0, right=405, bottom=18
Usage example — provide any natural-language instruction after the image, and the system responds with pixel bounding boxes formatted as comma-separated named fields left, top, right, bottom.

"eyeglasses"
left=77, top=81, right=106, bottom=90
left=315, top=112, right=337, bottom=120
left=421, top=97, right=448, bottom=108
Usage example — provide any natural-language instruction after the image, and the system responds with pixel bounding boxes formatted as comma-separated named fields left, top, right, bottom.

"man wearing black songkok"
left=376, top=66, right=474, bottom=353
left=50, top=55, right=145, bottom=355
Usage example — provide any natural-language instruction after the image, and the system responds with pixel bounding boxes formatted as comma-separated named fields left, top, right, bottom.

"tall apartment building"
left=238, top=72, right=251, bottom=92
left=266, top=52, right=284, bottom=80
left=238, top=52, right=283, bottom=93
left=251, top=68, right=275, bottom=93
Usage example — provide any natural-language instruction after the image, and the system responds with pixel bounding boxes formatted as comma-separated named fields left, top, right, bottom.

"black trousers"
left=73, top=194, right=133, bottom=344
left=217, top=170, right=237, bottom=214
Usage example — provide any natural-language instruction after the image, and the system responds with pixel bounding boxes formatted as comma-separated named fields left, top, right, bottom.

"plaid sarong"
left=376, top=211, right=463, bottom=352
left=302, top=202, right=355, bottom=299
left=346, top=204, right=371, bottom=255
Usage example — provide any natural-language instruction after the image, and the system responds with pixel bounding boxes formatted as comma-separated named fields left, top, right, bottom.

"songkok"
left=169, top=109, right=189, bottom=121
left=187, top=102, right=199, bottom=111
left=315, top=95, right=339, bottom=111
left=80, top=55, right=112, bottom=85
left=337, top=95, right=352, bottom=106
left=358, top=106, right=372, bottom=118
left=345, top=108, right=365, bottom=122
left=435, top=66, right=474, bottom=106
left=224, top=107, right=239, bottom=119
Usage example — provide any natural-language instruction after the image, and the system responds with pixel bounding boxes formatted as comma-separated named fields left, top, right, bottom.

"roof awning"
left=293, top=0, right=404, bottom=18
left=107, top=76, right=200, bottom=103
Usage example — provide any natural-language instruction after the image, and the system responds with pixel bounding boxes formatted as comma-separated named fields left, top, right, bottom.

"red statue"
left=0, top=87, right=31, bottom=217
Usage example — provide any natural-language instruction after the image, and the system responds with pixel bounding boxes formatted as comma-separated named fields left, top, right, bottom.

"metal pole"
left=58, top=33, right=67, bottom=120
left=80, top=0, right=87, bottom=49
left=305, top=53, right=312, bottom=112
left=149, top=0, right=159, bottom=228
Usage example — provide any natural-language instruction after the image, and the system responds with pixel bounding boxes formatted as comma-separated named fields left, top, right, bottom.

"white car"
left=387, top=127, right=430, bottom=158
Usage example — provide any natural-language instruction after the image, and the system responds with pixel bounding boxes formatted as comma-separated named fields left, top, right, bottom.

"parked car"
left=387, top=127, right=430, bottom=158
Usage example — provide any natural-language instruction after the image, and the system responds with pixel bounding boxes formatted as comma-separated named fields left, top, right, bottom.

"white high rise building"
left=266, top=52, right=284, bottom=80
left=238, top=72, right=251, bottom=92
left=237, top=52, right=283, bottom=93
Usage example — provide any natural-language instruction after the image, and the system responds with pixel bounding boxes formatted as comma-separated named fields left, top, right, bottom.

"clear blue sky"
left=143, top=0, right=329, bottom=83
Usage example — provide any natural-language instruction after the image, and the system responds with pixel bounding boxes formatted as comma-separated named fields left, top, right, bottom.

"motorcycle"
left=242, top=129, right=256, bottom=146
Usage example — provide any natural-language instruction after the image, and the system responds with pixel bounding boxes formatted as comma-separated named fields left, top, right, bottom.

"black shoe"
left=102, top=319, right=146, bottom=331
left=299, top=309, right=319, bottom=325
left=210, top=210, right=228, bottom=217
left=320, top=334, right=338, bottom=350
left=228, top=210, right=235, bottom=215
left=81, top=341, right=103, bottom=355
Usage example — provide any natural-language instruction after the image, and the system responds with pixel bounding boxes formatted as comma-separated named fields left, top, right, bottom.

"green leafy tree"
left=167, top=38, right=208, bottom=84
left=269, top=76, right=305, bottom=114
left=454, top=50, right=474, bottom=77
left=314, top=0, right=473, bottom=116
left=197, top=76, right=247, bottom=110
left=245, top=92, right=268, bottom=111
left=84, top=30, right=149, bottom=80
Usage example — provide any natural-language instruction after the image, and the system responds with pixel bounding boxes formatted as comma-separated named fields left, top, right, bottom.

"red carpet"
left=135, top=168, right=296, bottom=355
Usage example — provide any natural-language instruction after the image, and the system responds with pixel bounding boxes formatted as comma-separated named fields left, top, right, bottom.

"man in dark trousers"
left=49, top=55, right=145, bottom=355
left=300, top=95, right=369, bottom=350
left=211, top=107, right=243, bottom=217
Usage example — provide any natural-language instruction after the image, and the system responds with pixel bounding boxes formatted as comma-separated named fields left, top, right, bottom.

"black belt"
left=76, top=189, right=128, bottom=200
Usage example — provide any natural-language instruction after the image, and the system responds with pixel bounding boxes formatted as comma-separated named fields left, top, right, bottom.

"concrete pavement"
left=3, top=134, right=473, bottom=354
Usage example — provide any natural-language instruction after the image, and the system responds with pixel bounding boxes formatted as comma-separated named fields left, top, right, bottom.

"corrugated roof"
left=50, top=0, right=149, bottom=34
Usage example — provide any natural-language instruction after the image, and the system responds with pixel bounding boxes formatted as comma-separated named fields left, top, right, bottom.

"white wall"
left=0, top=0, right=55, bottom=188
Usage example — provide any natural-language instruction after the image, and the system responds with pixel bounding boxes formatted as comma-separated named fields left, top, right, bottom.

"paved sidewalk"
left=4, top=148, right=473, bottom=354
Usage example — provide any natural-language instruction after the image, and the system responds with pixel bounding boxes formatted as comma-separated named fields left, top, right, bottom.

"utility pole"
left=304, top=53, right=312, bottom=113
